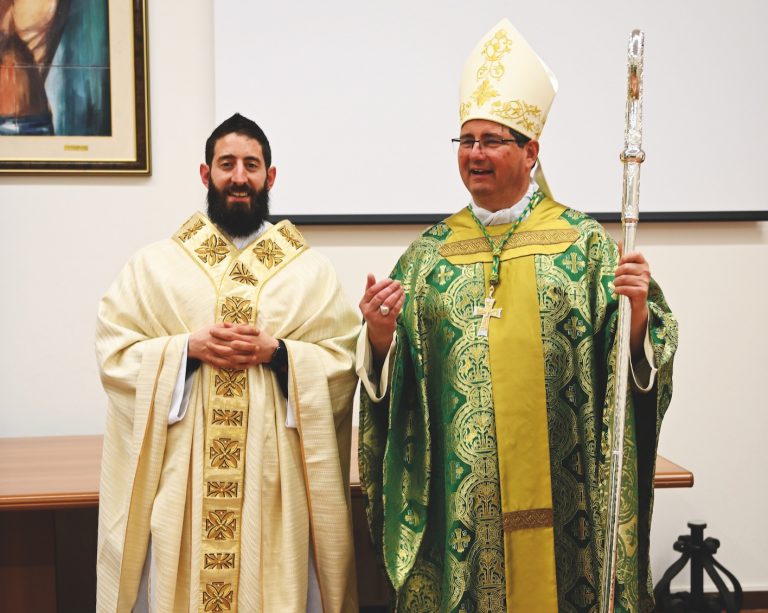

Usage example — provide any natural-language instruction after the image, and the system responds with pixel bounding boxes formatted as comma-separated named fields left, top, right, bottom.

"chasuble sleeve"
left=95, top=245, right=199, bottom=611
left=358, top=234, right=440, bottom=590
left=355, top=322, right=396, bottom=402
left=96, top=247, right=194, bottom=427
left=264, top=251, right=360, bottom=613
left=269, top=252, right=360, bottom=428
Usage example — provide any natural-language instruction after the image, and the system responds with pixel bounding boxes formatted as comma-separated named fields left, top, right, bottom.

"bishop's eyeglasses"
left=451, top=134, right=528, bottom=151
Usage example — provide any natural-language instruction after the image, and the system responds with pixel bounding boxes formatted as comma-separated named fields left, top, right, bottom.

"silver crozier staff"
left=600, top=29, right=646, bottom=613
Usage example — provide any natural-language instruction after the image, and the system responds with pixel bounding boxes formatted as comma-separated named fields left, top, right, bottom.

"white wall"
left=215, top=0, right=768, bottom=219
left=1, top=0, right=766, bottom=595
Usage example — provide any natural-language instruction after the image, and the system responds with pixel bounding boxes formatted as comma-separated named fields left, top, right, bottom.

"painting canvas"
left=0, top=0, right=149, bottom=173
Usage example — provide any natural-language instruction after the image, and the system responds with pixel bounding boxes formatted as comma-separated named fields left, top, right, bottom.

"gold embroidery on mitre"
left=477, top=29, right=513, bottom=81
left=459, top=101, right=472, bottom=121
left=490, top=99, right=543, bottom=137
left=471, top=79, right=500, bottom=107
left=459, top=19, right=558, bottom=144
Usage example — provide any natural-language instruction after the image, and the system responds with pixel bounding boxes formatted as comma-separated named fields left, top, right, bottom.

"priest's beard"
left=207, top=180, right=271, bottom=238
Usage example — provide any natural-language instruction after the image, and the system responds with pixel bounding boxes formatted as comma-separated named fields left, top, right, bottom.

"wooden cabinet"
left=0, top=434, right=691, bottom=611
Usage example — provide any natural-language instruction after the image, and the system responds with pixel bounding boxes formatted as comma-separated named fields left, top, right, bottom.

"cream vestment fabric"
left=96, top=214, right=360, bottom=612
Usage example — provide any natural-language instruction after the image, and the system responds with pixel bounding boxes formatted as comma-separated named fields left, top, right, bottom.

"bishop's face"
left=200, top=132, right=277, bottom=237
left=458, top=119, right=539, bottom=211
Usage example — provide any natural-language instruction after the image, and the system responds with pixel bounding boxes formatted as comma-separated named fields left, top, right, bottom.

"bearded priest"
left=96, top=113, right=360, bottom=612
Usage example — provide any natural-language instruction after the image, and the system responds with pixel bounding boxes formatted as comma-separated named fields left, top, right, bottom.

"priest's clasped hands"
left=188, top=323, right=279, bottom=369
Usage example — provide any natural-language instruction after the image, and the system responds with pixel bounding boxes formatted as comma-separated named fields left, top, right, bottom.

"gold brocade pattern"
left=172, top=214, right=310, bottom=612
left=439, top=229, right=578, bottom=257
left=361, top=207, right=678, bottom=613
left=399, top=263, right=507, bottom=612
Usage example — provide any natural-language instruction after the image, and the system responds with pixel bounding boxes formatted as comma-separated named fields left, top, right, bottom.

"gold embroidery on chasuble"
left=174, top=214, right=308, bottom=612
left=439, top=228, right=579, bottom=258
left=441, top=205, right=575, bottom=611
left=534, top=221, right=615, bottom=608
left=406, top=262, right=507, bottom=612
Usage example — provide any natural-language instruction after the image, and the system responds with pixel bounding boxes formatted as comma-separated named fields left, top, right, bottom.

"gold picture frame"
left=0, top=0, right=150, bottom=175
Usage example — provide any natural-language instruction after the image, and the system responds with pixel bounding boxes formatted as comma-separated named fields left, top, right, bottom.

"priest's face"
left=458, top=119, right=539, bottom=212
left=200, top=133, right=277, bottom=237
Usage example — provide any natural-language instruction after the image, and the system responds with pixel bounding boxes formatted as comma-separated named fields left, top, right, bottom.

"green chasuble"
left=358, top=199, right=678, bottom=613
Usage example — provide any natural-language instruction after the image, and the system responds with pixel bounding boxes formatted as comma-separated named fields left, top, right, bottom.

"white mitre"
left=459, top=18, right=558, bottom=141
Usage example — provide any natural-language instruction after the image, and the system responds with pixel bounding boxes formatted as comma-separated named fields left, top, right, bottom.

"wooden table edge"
left=1, top=434, right=693, bottom=510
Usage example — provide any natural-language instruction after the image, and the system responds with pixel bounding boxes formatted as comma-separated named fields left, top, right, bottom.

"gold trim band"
left=173, top=214, right=309, bottom=613
left=440, top=229, right=578, bottom=257
left=502, top=508, right=553, bottom=532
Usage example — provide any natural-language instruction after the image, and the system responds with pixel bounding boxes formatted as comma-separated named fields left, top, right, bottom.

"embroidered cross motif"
left=564, top=315, right=586, bottom=340
left=450, top=528, right=471, bottom=553
left=202, top=581, right=234, bottom=611
left=437, top=265, right=454, bottom=285
left=209, top=438, right=241, bottom=469
left=473, top=294, right=502, bottom=337
left=563, top=251, right=585, bottom=274
left=205, top=510, right=237, bottom=540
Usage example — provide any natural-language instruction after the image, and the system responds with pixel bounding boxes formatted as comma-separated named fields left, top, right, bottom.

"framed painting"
left=0, top=0, right=150, bottom=174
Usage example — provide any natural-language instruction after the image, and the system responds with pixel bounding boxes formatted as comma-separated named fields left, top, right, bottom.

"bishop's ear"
left=525, top=140, right=540, bottom=171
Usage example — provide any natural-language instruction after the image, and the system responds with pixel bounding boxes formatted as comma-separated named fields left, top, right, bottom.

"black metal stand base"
left=653, top=521, right=742, bottom=612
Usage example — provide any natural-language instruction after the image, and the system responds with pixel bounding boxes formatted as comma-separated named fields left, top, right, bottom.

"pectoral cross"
left=473, top=287, right=502, bottom=337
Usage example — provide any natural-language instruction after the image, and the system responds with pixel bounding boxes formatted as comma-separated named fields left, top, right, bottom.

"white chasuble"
left=96, top=214, right=360, bottom=612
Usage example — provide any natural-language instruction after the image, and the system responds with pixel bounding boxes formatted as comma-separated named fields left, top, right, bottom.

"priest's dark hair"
left=204, top=113, right=272, bottom=168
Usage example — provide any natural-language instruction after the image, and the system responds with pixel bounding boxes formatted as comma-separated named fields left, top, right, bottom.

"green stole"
left=441, top=200, right=577, bottom=610
left=173, top=214, right=308, bottom=613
